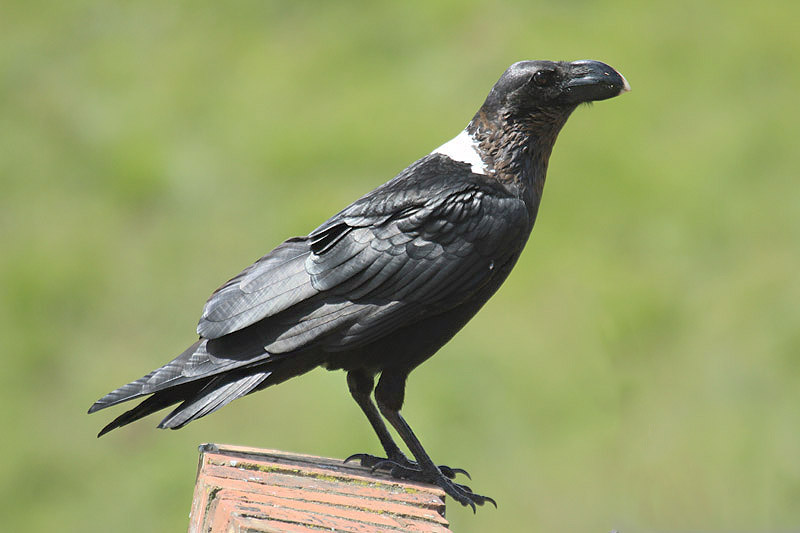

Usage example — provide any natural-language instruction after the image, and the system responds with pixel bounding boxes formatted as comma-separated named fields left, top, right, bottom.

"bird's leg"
left=344, top=370, right=414, bottom=469
left=344, top=370, right=468, bottom=480
left=373, top=371, right=495, bottom=512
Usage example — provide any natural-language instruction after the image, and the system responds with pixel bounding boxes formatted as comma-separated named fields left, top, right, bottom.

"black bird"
left=90, top=60, right=629, bottom=510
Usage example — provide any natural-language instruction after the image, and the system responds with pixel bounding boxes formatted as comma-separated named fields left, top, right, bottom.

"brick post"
left=188, top=443, right=451, bottom=533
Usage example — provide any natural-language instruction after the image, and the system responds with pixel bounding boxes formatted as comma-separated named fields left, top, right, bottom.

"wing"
left=197, top=155, right=530, bottom=353
left=197, top=237, right=318, bottom=339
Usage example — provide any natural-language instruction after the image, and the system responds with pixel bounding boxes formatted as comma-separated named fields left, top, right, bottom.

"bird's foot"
left=379, top=461, right=495, bottom=512
left=344, top=453, right=493, bottom=511
left=438, top=475, right=496, bottom=512
left=344, top=453, right=469, bottom=480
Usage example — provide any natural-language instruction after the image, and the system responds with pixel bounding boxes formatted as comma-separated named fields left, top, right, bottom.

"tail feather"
left=90, top=339, right=323, bottom=436
left=88, top=340, right=205, bottom=414
left=96, top=379, right=208, bottom=437
left=88, top=339, right=275, bottom=415
left=88, top=367, right=160, bottom=414
left=157, top=371, right=271, bottom=429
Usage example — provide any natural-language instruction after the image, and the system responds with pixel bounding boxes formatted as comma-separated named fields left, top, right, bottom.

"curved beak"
left=560, top=60, right=630, bottom=104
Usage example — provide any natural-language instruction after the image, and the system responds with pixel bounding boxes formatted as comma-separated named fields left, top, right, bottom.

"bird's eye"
left=531, top=69, right=556, bottom=88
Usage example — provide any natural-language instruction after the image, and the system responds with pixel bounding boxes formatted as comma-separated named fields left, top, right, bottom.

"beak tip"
left=616, top=69, right=631, bottom=94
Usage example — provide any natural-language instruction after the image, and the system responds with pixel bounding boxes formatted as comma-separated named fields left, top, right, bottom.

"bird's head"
left=477, top=59, right=630, bottom=126
left=463, top=59, right=629, bottom=195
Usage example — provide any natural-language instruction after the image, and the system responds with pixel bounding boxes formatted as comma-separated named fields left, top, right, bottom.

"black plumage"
left=90, top=59, right=629, bottom=509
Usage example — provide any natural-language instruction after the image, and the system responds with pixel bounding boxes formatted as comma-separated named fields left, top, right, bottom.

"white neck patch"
left=432, top=129, right=488, bottom=175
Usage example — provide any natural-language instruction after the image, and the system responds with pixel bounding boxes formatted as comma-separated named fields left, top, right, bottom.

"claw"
left=369, top=459, right=401, bottom=474
left=344, top=453, right=369, bottom=464
left=438, top=465, right=471, bottom=480
left=450, top=467, right=471, bottom=480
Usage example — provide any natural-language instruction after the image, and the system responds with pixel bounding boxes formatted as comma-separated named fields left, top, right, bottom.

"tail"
left=88, top=339, right=274, bottom=436
left=89, top=339, right=322, bottom=437
left=93, top=370, right=272, bottom=437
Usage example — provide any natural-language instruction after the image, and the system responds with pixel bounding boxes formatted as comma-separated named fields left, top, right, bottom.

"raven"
left=90, top=60, right=629, bottom=510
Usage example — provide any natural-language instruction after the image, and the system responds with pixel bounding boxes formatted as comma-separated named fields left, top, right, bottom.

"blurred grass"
left=2, top=0, right=799, bottom=531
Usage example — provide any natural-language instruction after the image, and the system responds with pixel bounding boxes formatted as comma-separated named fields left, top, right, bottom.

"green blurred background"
left=2, top=1, right=799, bottom=531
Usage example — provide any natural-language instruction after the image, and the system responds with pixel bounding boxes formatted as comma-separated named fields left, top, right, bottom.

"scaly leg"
left=373, top=370, right=495, bottom=512
left=344, top=369, right=410, bottom=466
left=344, top=369, right=468, bottom=480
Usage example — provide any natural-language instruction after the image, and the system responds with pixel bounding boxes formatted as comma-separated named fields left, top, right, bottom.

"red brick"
left=188, top=444, right=451, bottom=533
